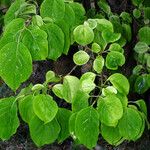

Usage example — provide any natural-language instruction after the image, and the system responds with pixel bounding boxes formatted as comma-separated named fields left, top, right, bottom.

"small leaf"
left=56, top=108, right=72, bottom=143
left=73, top=25, right=94, bottom=46
left=0, top=42, right=32, bottom=91
left=33, top=94, right=58, bottom=123
left=87, top=19, right=97, bottom=29
left=31, top=84, right=45, bottom=92
left=97, top=95, right=123, bottom=126
left=91, top=42, right=102, bottom=53
left=45, top=71, right=55, bottom=83
left=63, top=76, right=80, bottom=103
left=29, top=116, right=60, bottom=147
left=133, top=9, right=141, bottom=19
left=73, top=50, right=90, bottom=65
left=75, top=107, right=99, bottom=149
left=122, top=23, right=132, bottom=42
left=101, top=124, right=122, bottom=145
left=108, top=73, right=130, bottom=95
left=0, top=97, right=19, bottom=140
left=52, top=84, right=64, bottom=99
left=96, top=19, right=113, bottom=32
left=118, top=107, right=143, bottom=140
left=40, top=0, right=65, bottom=21
left=134, top=42, right=149, bottom=53
left=109, top=43, right=124, bottom=53
left=32, top=15, right=44, bottom=27
left=80, top=72, right=96, bottom=82
left=102, top=31, right=121, bottom=43
left=19, top=95, right=35, bottom=123
left=93, top=56, right=104, bottom=73
left=106, top=51, right=125, bottom=70
left=131, top=0, right=143, bottom=6
left=120, top=12, right=132, bottom=24
left=134, top=74, right=150, bottom=94
left=102, top=86, right=117, bottom=96
left=138, top=26, right=150, bottom=45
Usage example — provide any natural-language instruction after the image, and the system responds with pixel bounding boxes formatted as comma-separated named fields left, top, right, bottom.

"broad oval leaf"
left=91, top=42, right=102, bottom=53
left=138, top=26, right=150, bottom=45
left=134, top=42, right=149, bottom=53
left=4, top=0, right=25, bottom=25
left=63, top=75, right=80, bottom=103
left=69, top=2, right=85, bottom=26
left=0, top=97, right=19, bottom=140
left=109, top=43, right=124, bottom=53
left=107, top=73, right=130, bottom=95
left=72, top=90, right=89, bottom=112
left=22, top=27, right=48, bottom=60
left=106, top=51, right=125, bottom=70
left=102, top=31, right=121, bottom=43
left=80, top=72, right=96, bottom=82
left=93, top=56, right=104, bottom=73
left=0, top=42, right=32, bottom=91
left=97, top=95, right=123, bottom=126
left=96, top=19, right=114, bottom=32
left=118, top=107, right=143, bottom=140
left=41, top=23, right=64, bottom=60
left=101, top=124, right=122, bottom=146
left=73, top=50, right=90, bottom=65
left=29, top=116, right=60, bottom=147
left=19, top=95, right=35, bottom=123
left=40, top=0, right=65, bottom=21
left=52, top=84, right=64, bottom=99
left=33, top=94, right=58, bottom=123
left=73, top=25, right=94, bottom=46
left=75, top=107, right=99, bottom=149
left=56, top=108, right=72, bottom=143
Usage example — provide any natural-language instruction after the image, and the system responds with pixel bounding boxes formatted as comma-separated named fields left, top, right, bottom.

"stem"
left=67, top=65, right=77, bottom=75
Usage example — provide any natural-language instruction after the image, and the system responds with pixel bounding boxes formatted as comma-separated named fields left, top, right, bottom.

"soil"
left=0, top=0, right=150, bottom=150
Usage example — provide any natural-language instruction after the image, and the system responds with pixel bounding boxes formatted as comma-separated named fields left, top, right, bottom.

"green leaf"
left=132, top=65, right=143, bottom=75
left=97, top=95, right=123, bottom=126
left=80, top=72, right=96, bottom=82
left=0, top=42, right=32, bottom=91
left=19, top=95, right=35, bottom=123
left=72, top=90, right=89, bottom=112
left=134, top=42, right=149, bottom=53
left=108, top=73, right=130, bottom=95
left=118, top=108, right=143, bottom=140
left=122, top=23, right=132, bottom=42
left=135, top=99, right=147, bottom=117
left=33, top=94, right=58, bottom=123
left=91, top=42, right=102, bottom=53
left=52, top=84, right=64, bottom=99
left=134, top=74, right=150, bottom=94
left=41, top=23, right=64, bottom=60
left=133, top=9, right=141, bottom=19
left=22, top=27, right=48, bottom=60
left=106, top=51, right=125, bottom=70
left=73, top=50, right=90, bottom=65
left=80, top=79, right=96, bottom=94
left=45, top=70, right=55, bottom=83
left=102, top=31, right=121, bottom=43
left=69, top=113, right=77, bottom=139
left=131, top=0, right=143, bottom=6
left=40, top=0, right=65, bottom=21
left=32, top=15, right=44, bottom=27
left=4, top=0, right=25, bottom=25
left=0, top=97, right=19, bottom=140
left=98, top=0, right=111, bottom=15
left=55, top=20, right=71, bottom=55
left=29, top=116, right=60, bottom=147
left=120, top=12, right=132, bottom=24
left=63, top=3, right=75, bottom=28
left=96, top=19, right=113, bottom=32
left=32, top=84, right=45, bottom=92
left=73, top=24, right=94, bottom=46
left=63, top=75, right=80, bottom=103
left=116, top=93, right=128, bottom=110
left=102, top=86, right=117, bottom=96
left=56, top=108, right=72, bottom=143
left=87, top=19, right=97, bottom=29
left=101, top=124, right=122, bottom=145
left=69, top=2, right=85, bottom=26
left=138, top=26, right=150, bottom=45
left=93, top=56, right=104, bottom=73
left=75, top=107, right=99, bottom=149
left=109, top=43, right=124, bottom=53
